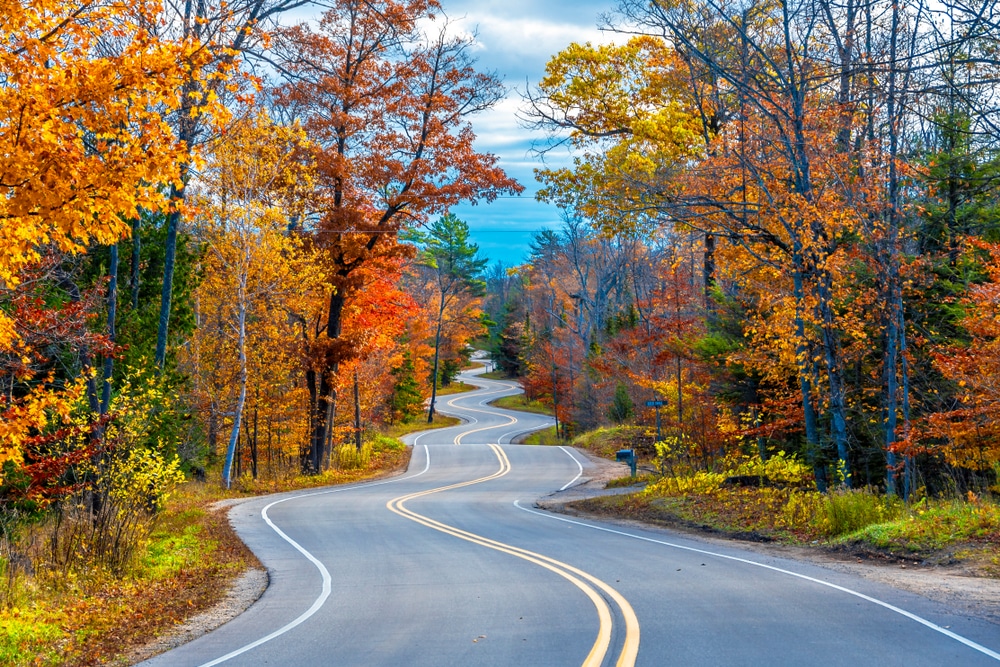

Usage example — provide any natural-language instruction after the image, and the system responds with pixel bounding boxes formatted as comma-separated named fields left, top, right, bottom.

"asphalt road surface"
left=143, top=365, right=1000, bottom=666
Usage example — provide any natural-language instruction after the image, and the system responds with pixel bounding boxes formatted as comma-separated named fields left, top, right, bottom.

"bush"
left=644, top=470, right=726, bottom=496
left=814, top=489, right=904, bottom=537
left=369, top=434, right=405, bottom=453
left=335, top=441, right=374, bottom=470
left=726, top=451, right=814, bottom=489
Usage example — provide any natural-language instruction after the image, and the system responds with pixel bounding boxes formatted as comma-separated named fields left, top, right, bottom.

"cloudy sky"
left=424, top=0, right=617, bottom=266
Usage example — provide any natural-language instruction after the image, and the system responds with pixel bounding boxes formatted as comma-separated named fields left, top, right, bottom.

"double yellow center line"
left=386, top=443, right=640, bottom=667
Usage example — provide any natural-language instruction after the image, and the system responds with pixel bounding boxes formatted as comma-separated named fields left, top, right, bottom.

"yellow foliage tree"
left=0, top=0, right=222, bottom=478
left=186, top=113, right=322, bottom=486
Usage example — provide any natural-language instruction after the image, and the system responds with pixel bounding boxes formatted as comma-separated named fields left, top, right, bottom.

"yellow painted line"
left=386, top=444, right=639, bottom=667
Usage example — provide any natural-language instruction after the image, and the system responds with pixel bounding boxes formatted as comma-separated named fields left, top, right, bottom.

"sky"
left=422, top=0, right=618, bottom=266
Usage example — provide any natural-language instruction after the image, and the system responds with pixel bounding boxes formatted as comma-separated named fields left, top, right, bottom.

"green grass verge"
left=489, top=393, right=554, bottom=416
left=434, top=381, right=477, bottom=396
left=383, top=414, right=462, bottom=439
left=840, top=498, right=1000, bottom=553
left=0, top=614, right=64, bottom=666
left=520, top=426, right=562, bottom=445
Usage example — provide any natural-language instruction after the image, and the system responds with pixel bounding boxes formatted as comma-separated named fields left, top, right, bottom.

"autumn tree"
left=187, top=113, right=317, bottom=487
left=273, top=0, right=521, bottom=471
left=152, top=0, right=315, bottom=370
left=926, top=242, right=1000, bottom=476
left=407, top=214, right=487, bottom=422
left=0, top=0, right=229, bottom=478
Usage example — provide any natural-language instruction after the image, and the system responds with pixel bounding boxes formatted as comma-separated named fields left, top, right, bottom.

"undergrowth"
left=584, top=446, right=999, bottom=562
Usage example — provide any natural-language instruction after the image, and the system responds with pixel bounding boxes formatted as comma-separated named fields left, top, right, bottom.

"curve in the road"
left=438, top=382, right=519, bottom=445
left=387, top=442, right=640, bottom=667
left=192, top=368, right=564, bottom=667
left=195, top=452, right=437, bottom=667
left=514, top=500, right=1000, bottom=663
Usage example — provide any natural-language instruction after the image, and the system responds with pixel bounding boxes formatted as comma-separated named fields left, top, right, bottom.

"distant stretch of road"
left=143, top=364, right=1000, bottom=666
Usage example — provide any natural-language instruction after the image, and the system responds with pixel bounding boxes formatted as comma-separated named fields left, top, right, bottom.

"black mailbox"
left=615, top=449, right=637, bottom=477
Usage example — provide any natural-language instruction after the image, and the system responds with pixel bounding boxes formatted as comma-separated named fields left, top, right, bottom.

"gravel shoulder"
left=538, top=447, right=1000, bottom=628
left=125, top=564, right=268, bottom=665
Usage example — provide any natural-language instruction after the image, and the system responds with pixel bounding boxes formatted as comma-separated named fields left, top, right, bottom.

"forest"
left=491, top=0, right=1000, bottom=500
left=2, top=0, right=1000, bottom=662
left=1, top=0, right=514, bottom=657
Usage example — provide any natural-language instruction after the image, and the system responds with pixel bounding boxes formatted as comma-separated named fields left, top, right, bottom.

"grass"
left=520, top=425, right=562, bottom=445
left=574, top=477, right=1000, bottom=566
left=571, top=425, right=649, bottom=459
left=561, top=427, right=1000, bottom=569
left=0, top=483, right=260, bottom=666
left=606, top=473, right=655, bottom=488
left=477, top=370, right=508, bottom=380
left=841, top=497, right=1000, bottom=553
left=384, top=413, right=462, bottom=439
left=434, top=381, right=477, bottom=396
left=489, top=393, right=554, bottom=416
left=0, top=613, right=64, bottom=666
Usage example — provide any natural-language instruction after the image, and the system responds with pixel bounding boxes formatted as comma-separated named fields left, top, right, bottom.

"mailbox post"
left=616, top=448, right=636, bottom=478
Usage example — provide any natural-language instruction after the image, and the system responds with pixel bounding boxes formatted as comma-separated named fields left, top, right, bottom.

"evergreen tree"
left=389, top=353, right=423, bottom=423
left=608, top=382, right=634, bottom=424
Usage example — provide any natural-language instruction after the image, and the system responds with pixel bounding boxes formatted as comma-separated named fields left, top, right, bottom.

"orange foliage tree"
left=926, top=242, right=1000, bottom=470
left=273, top=0, right=521, bottom=470
left=0, top=0, right=222, bottom=479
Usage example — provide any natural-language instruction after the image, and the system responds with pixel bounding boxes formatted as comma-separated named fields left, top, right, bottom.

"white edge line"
left=197, top=445, right=431, bottom=667
left=558, top=446, right=584, bottom=491
left=512, top=500, right=1000, bottom=663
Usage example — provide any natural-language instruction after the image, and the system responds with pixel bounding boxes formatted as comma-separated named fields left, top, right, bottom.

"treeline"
left=1, top=0, right=505, bottom=581
left=487, top=0, right=1000, bottom=497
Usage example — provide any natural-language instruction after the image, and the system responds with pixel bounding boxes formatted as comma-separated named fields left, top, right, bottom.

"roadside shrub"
left=726, top=451, right=815, bottom=489
left=813, top=489, right=904, bottom=537
left=644, top=470, right=726, bottom=496
left=26, top=377, right=187, bottom=581
left=335, top=441, right=373, bottom=470
left=779, top=491, right=825, bottom=531
left=369, top=434, right=405, bottom=453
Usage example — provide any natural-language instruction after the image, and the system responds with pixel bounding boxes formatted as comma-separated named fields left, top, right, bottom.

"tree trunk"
left=101, top=244, right=118, bottom=415
left=130, top=218, right=141, bottom=311
left=325, top=388, right=337, bottom=470
left=306, top=289, right=347, bottom=473
left=703, top=232, right=715, bottom=311
left=427, top=291, right=446, bottom=423
left=222, top=282, right=247, bottom=489
left=354, top=369, right=362, bottom=451
left=155, top=181, right=184, bottom=369
left=815, top=273, right=851, bottom=488
left=883, top=0, right=903, bottom=495
left=793, top=261, right=826, bottom=491
left=208, top=405, right=218, bottom=459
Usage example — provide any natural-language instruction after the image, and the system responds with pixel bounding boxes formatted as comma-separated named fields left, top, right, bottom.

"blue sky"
left=430, top=0, right=616, bottom=266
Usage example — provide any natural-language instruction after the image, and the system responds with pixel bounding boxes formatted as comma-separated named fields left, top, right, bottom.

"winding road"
left=143, top=364, right=1000, bottom=666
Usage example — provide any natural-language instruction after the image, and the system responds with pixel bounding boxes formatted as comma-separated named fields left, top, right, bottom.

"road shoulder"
left=536, top=447, right=1000, bottom=629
